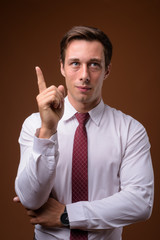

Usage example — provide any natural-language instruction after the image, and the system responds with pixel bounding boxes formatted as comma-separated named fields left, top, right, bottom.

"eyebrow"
left=67, top=58, right=102, bottom=63
left=68, top=58, right=80, bottom=62
left=89, top=58, right=102, bottom=63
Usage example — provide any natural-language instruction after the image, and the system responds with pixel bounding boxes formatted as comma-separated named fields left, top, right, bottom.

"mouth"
left=76, top=86, right=92, bottom=93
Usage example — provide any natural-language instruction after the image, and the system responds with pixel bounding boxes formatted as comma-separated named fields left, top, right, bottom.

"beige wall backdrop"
left=1, top=0, right=159, bottom=239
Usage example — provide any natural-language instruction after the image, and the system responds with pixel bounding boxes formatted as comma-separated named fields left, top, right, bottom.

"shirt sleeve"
left=15, top=114, right=59, bottom=210
left=66, top=120, right=154, bottom=230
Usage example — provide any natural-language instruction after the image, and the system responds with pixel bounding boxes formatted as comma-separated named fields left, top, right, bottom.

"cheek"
left=92, top=74, right=104, bottom=87
left=65, top=67, right=75, bottom=77
left=65, top=71, right=78, bottom=85
left=92, top=78, right=104, bottom=96
left=65, top=75, right=75, bottom=91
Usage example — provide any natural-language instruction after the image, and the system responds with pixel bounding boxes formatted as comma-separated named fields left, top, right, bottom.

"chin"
left=76, top=96, right=90, bottom=104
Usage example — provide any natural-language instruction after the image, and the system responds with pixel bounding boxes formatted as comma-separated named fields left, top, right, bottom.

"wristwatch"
left=60, top=206, right=70, bottom=227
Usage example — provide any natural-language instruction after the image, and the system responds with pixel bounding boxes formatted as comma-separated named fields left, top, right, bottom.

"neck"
left=68, top=95, right=101, bottom=113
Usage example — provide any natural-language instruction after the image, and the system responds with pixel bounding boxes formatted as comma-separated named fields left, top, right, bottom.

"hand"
left=27, top=198, right=65, bottom=228
left=13, top=196, right=65, bottom=228
left=36, top=66, right=65, bottom=138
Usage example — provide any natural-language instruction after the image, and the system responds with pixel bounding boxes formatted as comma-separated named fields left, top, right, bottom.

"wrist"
left=60, top=206, right=70, bottom=227
left=39, top=127, right=57, bottom=139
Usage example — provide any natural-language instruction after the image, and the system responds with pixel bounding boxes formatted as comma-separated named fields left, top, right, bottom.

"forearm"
left=67, top=184, right=153, bottom=230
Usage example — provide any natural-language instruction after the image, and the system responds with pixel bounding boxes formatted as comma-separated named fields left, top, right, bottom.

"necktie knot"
left=75, top=112, right=90, bottom=126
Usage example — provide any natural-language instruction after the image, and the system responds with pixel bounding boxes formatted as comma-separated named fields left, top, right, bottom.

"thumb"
left=58, top=85, right=65, bottom=98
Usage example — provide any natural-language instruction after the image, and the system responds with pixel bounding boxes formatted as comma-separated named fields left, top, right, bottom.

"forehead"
left=65, top=40, right=105, bottom=60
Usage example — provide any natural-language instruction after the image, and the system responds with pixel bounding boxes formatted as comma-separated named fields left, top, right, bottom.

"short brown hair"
left=60, top=26, right=112, bottom=69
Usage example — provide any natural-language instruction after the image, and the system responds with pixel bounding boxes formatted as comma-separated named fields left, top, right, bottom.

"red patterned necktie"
left=71, top=112, right=90, bottom=240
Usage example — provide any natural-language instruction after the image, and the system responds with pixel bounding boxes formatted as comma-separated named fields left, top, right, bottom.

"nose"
left=80, top=64, right=90, bottom=83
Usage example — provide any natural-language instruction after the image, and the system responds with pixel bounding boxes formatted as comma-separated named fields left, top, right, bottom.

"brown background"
left=1, top=0, right=160, bottom=239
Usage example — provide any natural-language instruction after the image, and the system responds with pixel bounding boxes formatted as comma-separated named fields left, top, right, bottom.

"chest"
left=58, top=121, right=125, bottom=178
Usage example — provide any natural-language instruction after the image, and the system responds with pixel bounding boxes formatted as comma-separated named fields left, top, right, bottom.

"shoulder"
left=103, top=104, right=146, bottom=134
left=103, top=104, right=150, bottom=148
left=21, top=112, right=41, bottom=133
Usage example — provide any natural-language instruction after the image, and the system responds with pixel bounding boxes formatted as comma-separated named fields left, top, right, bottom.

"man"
left=14, top=26, right=154, bottom=240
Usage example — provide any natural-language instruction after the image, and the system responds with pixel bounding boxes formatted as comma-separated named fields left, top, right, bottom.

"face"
left=61, top=40, right=110, bottom=111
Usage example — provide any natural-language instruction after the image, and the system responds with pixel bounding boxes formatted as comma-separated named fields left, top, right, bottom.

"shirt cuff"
left=33, top=128, right=58, bottom=156
left=66, top=202, right=88, bottom=229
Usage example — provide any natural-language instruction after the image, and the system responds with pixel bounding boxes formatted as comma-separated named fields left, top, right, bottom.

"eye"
left=89, top=62, right=101, bottom=69
left=71, top=62, right=79, bottom=67
left=91, top=62, right=99, bottom=67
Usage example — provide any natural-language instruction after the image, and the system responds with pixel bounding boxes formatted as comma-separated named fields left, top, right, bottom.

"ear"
left=104, top=63, right=112, bottom=80
left=60, top=60, right=65, bottom=77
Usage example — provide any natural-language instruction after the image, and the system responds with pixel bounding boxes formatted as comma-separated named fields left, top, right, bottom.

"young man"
left=15, top=26, right=154, bottom=240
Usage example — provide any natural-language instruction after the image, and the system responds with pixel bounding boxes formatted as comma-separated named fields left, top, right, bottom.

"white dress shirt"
left=15, top=97, right=154, bottom=240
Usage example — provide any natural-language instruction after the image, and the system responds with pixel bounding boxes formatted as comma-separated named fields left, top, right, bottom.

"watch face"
left=60, top=212, right=69, bottom=226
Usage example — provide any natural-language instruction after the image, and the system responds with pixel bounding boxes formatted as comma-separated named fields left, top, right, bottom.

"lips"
left=76, top=86, right=91, bottom=92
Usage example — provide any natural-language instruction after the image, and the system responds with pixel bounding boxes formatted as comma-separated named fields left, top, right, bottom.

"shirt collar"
left=89, top=100, right=105, bottom=126
left=62, top=97, right=77, bottom=121
left=62, top=96, right=105, bottom=126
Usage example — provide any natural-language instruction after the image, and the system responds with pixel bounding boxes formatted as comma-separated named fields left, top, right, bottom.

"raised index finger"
left=35, top=66, right=47, bottom=93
